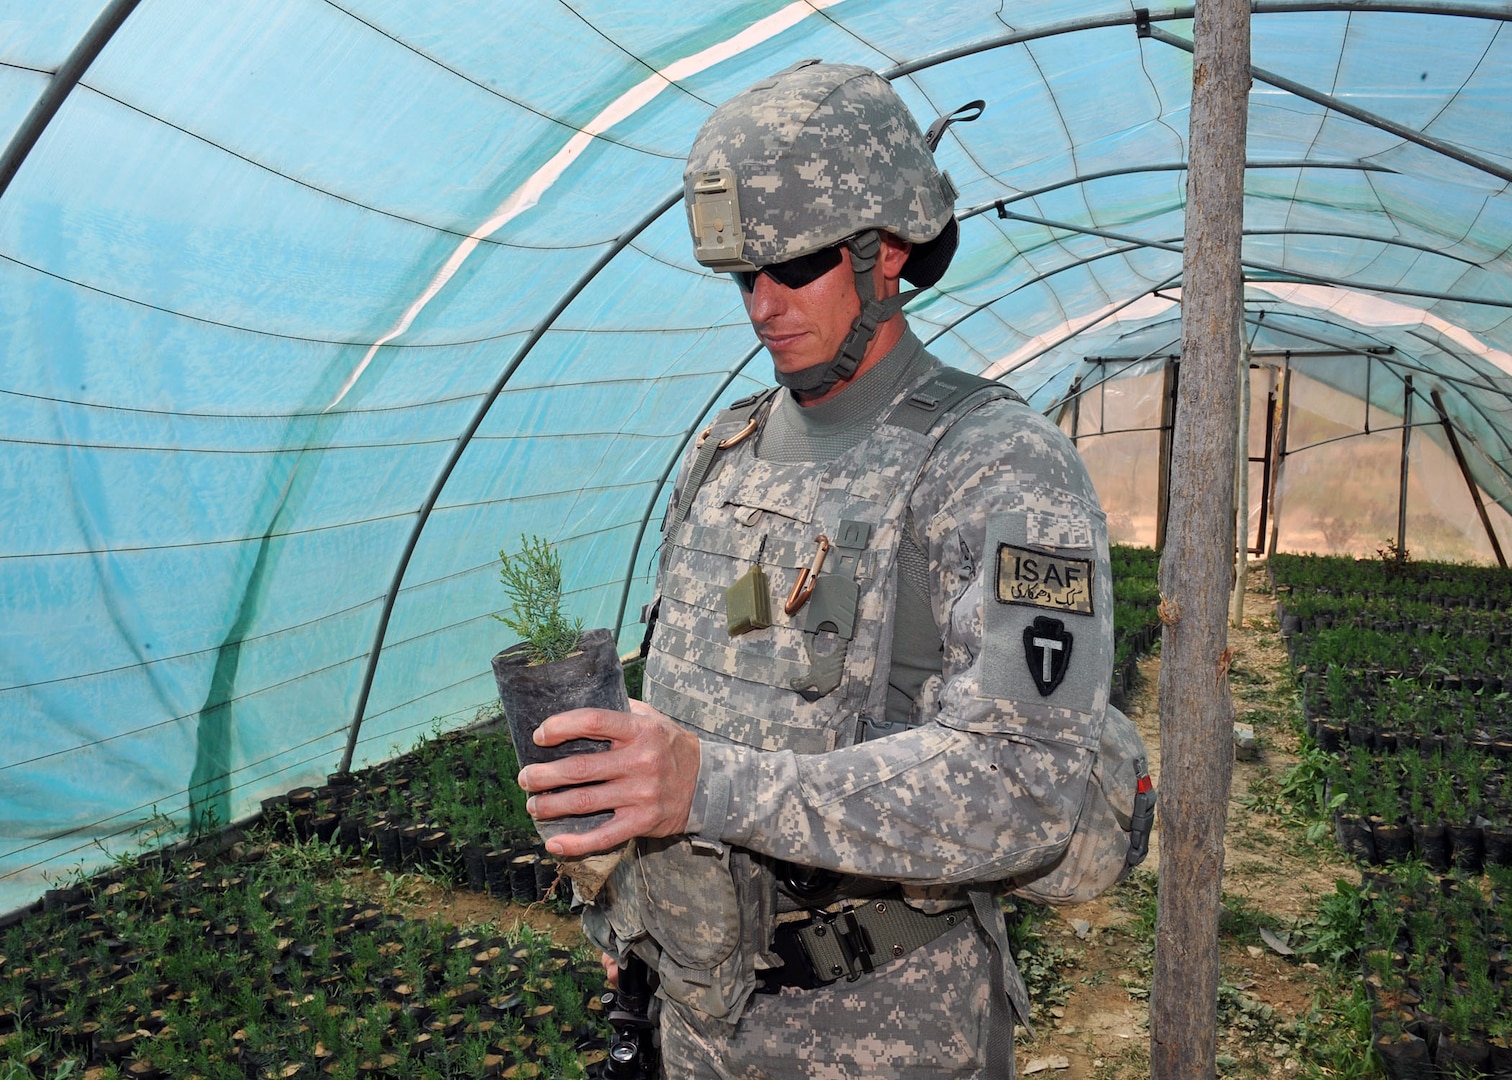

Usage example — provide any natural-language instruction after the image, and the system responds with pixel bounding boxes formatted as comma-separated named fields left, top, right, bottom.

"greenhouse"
left=3, top=2, right=1512, bottom=1077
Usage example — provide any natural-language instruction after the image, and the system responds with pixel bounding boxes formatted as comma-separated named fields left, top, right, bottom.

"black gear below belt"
left=757, top=899, right=970, bottom=993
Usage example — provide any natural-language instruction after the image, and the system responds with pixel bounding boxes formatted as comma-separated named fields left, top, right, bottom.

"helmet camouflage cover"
left=684, top=60, right=958, bottom=285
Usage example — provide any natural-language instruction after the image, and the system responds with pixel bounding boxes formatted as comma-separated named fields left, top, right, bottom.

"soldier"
left=518, top=60, right=1140, bottom=1079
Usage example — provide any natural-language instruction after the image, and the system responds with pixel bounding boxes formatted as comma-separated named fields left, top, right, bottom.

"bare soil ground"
left=359, top=563, right=1361, bottom=1078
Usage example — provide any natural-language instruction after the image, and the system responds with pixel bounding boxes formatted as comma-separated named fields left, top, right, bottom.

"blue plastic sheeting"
left=3, top=0, right=1512, bottom=913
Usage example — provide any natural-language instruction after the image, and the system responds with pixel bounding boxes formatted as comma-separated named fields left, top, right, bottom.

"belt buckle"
left=830, top=904, right=876, bottom=982
left=763, top=919, right=825, bottom=992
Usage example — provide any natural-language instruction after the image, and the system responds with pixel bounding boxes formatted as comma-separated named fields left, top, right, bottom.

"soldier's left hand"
left=516, top=699, right=701, bottom=858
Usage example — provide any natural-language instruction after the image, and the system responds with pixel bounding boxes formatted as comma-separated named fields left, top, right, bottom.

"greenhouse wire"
left=612, top=340, right=766, bottom=644
left=0, top=720, right=352, bottom=883
left=81, top=82, right=613, bottom=253
left=0, top=247, right=466, bottom=345
left=885, top=0, right=1512, bottom=83
left=0, top=513, right=630, bottom=725
left=6, top=621, right=513, bottom=876
left=1228, top=317, right=1512, bottom=534
left=943, top=274, right=1186, bottom=384
left=1146, top=24, right=1512, bottom=186
left=922, top=270, right=1184, bottom=389
left=1349, top=352, right=1512, bottom=480
left=997, top=209, right=1512, bottom=310
left=1, top=636, right=371, bottom=780
left=322, top=0, right=697, bottom=156
left=1242, top=228, right=1487, bottom=270
left=343, top=190, right=682, bottom=771
left=0, top=686, right=510, bottom=887
left=1025, top=329, right=1184, bottom=411
left=1250, top=312, right=1512, bottom=420
left=973, top=161, right=1397, bottom=213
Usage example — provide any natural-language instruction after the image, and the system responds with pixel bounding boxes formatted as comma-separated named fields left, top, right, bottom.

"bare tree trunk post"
left=1150, top=1, right=1249, bottom=1077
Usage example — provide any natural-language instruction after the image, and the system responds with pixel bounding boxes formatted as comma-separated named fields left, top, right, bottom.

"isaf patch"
left=1024, top=616, right=1073, bottom=695
left=996, top=543, right=1094, bottom=615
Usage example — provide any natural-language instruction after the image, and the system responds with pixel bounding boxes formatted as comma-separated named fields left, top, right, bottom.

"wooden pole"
left=1266, top=362, right=1292, bottom=558
left=1149, top=0, right=1248, bottom=1074
left=1398, top=376, right=1413, bottom=561
left=1431, top=388, right=1508, bottom=568
left=1231, top=338, right=1251, bottom=627
left=1255, top=369, right=1277, bottom=555
left=1156, top=359, right=1179, bottom=551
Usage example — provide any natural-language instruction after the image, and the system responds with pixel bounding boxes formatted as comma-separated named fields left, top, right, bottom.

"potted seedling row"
left=0, top=833, right=613, bottom=1078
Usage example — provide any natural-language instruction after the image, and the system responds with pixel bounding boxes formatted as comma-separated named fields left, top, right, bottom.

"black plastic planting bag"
left=491, top=626, right=626, bottom=839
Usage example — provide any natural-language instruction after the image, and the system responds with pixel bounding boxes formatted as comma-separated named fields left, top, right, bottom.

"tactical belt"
left=758, top=899, right=970, bottom=993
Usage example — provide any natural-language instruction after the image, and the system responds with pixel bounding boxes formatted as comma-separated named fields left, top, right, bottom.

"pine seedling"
left=494, top=534, right=584, bottom=665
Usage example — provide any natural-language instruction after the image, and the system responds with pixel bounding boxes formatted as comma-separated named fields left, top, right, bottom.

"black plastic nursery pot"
left=491, top=626, right=627, bottom=838
left=1370, top=819, right=1414, bottom=863
left=1371, top=1028, right=1435, bottom=1080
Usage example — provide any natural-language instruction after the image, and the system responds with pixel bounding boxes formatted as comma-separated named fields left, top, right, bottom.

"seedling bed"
left=1110, top=545, right=1162, bottom=709
left=1273, top=554, right=1512, bottom=878
left=257, top=724, right=556, bottom=905
left=0, top=839, right=611, bottom=1079
left=1359, top=867, right=1512, bottom=1077
left=1326, top=745, right=1512, bottom=873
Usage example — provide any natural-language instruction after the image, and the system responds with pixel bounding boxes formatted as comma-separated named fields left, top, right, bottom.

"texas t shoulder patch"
left=1024, top=616, right=1073, bottom=695
left=996, top=543, right=1094, bottom=615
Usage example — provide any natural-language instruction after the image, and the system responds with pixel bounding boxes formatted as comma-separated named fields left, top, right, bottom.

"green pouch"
left=725, top=564, right=773, bottom=636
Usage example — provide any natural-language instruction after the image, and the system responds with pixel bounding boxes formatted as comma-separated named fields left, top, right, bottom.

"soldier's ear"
left=878, top=232, right=912, bottom=283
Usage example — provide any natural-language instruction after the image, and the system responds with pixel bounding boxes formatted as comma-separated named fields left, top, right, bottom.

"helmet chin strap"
left=773, top=230, right=915, bottom=395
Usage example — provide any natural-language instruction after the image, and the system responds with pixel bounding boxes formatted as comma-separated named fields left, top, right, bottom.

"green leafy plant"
left=494, top=534, right=584, bottom=665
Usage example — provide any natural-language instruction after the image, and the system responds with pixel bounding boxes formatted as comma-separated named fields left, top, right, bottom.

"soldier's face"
left=739, top=246, right=863, bottom=379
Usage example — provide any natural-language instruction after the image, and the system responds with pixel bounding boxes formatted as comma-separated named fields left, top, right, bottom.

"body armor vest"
left=631, top=364, right=1023, bottom=1021
left=647, top=363, right=1016, bottom=752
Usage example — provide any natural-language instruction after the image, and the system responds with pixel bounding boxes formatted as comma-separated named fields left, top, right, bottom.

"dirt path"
left=1016, top=564, right=1359, bottom=1078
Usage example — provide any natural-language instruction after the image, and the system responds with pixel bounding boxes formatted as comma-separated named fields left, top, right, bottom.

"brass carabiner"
left=696, top=417, right=759, bottom=450
left=784, top=534, right=830, bottom=616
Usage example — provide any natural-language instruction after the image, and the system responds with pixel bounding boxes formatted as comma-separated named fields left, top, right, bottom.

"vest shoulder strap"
left=885, top=368, right=1025, bottom=435
left=666, top=388, right=780, bottom=537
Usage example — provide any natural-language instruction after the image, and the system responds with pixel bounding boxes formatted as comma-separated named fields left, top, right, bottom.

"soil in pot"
left=492, top=626, right=626, bottom=838
left=1435, top=1029, right=1492, bottom=1073
left=1335, top=811, right=1378, bottom=864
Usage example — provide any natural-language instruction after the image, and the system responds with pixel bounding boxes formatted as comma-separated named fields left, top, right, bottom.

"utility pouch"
left=638, top=837, right=759, bottom=1021
left=725, top=564, right=773, bottom=636
left=1009, top=705, right=1155, bottom=905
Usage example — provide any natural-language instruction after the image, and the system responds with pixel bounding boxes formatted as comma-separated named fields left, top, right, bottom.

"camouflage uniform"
left=579, top=62, right=1114, bottom=1080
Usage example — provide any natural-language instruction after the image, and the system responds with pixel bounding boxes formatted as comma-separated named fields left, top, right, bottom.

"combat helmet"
left=684, top=60, right=970, bottom=393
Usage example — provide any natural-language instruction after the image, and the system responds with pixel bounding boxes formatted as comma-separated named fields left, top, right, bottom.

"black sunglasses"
left=732, top=244, right=845, bottom=292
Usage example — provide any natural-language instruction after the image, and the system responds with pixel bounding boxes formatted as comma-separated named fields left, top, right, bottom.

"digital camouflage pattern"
left=659, top=921, right=1012, bottom=1080
left=578, top=344, right=1113, bottom=1029
left=683, top=60, right=956, bottom=266
left=665, top=357, right=1112, bottom=882
left=572, top=340, right=1116, bottom=1078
